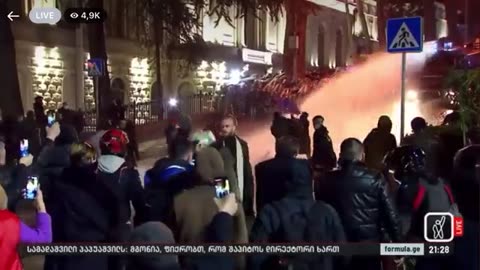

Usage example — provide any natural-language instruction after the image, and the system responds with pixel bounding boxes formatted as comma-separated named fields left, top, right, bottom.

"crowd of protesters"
left=0, top=94, right=478, bottom=270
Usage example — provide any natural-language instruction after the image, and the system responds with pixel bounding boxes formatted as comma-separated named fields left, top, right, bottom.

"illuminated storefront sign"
left=242, top=49, right=273, bottom=65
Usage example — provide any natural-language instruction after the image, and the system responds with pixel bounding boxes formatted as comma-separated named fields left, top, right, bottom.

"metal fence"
left=82, top=92, right=274, bottom=132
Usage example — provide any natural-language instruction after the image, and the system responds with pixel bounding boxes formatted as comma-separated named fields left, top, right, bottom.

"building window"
left=32, top=46, right=64, bottom=110
left=24, top=0, right=57, bottom=15
left=267, top=17, right=279, bottom=52
left=126, top=0, right=139, bottom=40
left=244, top=8, right=256, bottom=48
left=33, top=0, right=56, bottom=8
left=335, top=30, right=344, bottom=67
left=317, top=28, right=325, bottom=67
left=257, top=10, right=267, bottom=49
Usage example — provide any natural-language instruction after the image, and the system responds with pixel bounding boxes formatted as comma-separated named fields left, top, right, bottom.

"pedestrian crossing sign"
left=87, top=58, right=105, bottom=77
left=387, top=17, right=423, bottom=53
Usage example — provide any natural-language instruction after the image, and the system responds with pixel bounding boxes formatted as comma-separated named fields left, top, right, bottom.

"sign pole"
left=386, top=16, right=423, bottom=141
left=400, top=52, right=406, bottom=141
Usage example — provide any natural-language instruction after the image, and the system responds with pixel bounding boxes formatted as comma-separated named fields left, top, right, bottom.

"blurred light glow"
left=129, top=57, right=152, bottom=103
left=444, top=42, right=453, bottom=50
left=168, top=98, right=178, bottom=107
left=407, top=90, right=418, bottom=100
left=424, top=41, right=438, bottom=55
left=229, top=69, right=241, bottom=85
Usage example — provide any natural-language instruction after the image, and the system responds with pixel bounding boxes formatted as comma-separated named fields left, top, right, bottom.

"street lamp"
left=229, top=69, right=241, bottom=85
left=168, top=98, right=178, bottom=107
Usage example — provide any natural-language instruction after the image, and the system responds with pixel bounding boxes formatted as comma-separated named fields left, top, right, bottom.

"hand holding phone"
left=20, top=139, right=29, bottom=158
left=214, top=177, right=230, bottom=198
left=214, top=193, right=238, bottom=216
left=47, top=114, right=56, bottom=127
left=24, top=176, right=39, bottom=200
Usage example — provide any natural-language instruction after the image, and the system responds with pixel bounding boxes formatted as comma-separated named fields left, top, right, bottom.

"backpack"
left=269, top=200, right=344, bottom=270
left=412, top=178, right=462, bottom=217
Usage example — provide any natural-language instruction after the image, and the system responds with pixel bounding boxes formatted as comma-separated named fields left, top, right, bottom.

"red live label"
left=454, top=216, right=464, bottom=237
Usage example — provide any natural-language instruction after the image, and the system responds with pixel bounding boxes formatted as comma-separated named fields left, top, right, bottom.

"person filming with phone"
left=172, top=145, right=248, bottom=269
left=0, top=140, right=34, bottom=211
left=0, top=183, right=52, bottom=270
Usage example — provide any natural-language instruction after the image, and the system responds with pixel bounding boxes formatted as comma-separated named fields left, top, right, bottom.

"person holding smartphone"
left=173, top=146, right=248, bottom=269
left=0, top=141, right=34, bottom=211
left=0, top=184, right=52, bottom=270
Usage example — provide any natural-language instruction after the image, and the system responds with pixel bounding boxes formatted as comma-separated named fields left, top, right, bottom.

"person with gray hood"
left=129, top=194, right=240, bottom=270
left=249, top=158, right=347, bottom=270
left=128, top=222, right=181, bottom=270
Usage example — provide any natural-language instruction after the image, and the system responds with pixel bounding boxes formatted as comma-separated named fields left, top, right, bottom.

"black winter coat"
left=317, top=161, right=401, bottom=242
left=249, top=195, right=347, bottom=270
left=255, top=156, right=295, bottom=212
left=48, top=165, right=116, bottom=270
left=311, top=127, right=336, bottom=169
left=97, top=165, right=148, bottom=228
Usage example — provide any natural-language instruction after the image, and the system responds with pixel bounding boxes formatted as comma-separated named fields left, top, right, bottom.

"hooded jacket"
left=173, top=147, right=248, bottom=243
left=128, top=222, right=181, bottom=270
left=255, top=155, right=296, bottom=212
left=311, top=126, right=337, bottom=169
left=49, top=165, right=115, bottom=270
left=249, top=159, right=346, bottom=270
left=145, top=158, right=194, bottom=223
left=97, top=155, right=147, bottom=227
left=363, top=128, right=397, bottom=170
left=36, top=124, right=78, bottom=201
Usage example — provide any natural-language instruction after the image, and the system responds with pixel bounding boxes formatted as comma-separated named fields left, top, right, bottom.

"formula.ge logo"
left=424, top=212, right=463, bottom=242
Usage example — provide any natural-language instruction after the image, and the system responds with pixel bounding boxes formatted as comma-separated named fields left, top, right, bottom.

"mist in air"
left=242, top=52, right=441, bottom=166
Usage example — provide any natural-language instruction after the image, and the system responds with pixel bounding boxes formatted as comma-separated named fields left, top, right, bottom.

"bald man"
left=316, top=138, right=401, bottom=270
left=213, top=116, right=254, bottom=219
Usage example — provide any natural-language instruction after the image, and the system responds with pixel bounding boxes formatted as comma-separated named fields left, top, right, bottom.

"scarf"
left=235, top=137, right=244, bottom=201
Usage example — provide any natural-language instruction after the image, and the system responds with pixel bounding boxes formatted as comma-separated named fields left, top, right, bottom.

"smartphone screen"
left=47, top=114, right=55, bottom=127
left=214, top=178, right=230, bottom=198
left=24, top=176, right=39, bottom=200
left=20, top=139, right=29, bottom=157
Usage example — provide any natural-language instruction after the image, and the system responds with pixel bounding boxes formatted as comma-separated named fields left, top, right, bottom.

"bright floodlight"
left=168, top=98, right=178, bottom=107
left=229, top=69, right=241, bottom=85
left=407, top=90, right=418, bottom=100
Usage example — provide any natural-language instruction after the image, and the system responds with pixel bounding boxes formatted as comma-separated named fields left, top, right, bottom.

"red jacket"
left=0, top=210, right=22, bottom=270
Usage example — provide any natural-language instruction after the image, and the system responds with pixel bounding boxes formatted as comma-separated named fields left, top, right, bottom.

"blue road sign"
left=87, top=58, right=105, bottom=77
left=387, top=17, right=423, bottom=53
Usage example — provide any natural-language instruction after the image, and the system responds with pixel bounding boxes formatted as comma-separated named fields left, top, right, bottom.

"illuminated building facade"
left=169, top=2, right=286, bottom=99
left=10, top=0, right=155, bottom=113
left=304, top=0, right=379, bottom=69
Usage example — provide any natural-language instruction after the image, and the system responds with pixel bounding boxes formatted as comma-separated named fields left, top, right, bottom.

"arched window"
left=335, top=30, right=344, bottom=67
left=317, top=27, right=325, bottom=67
